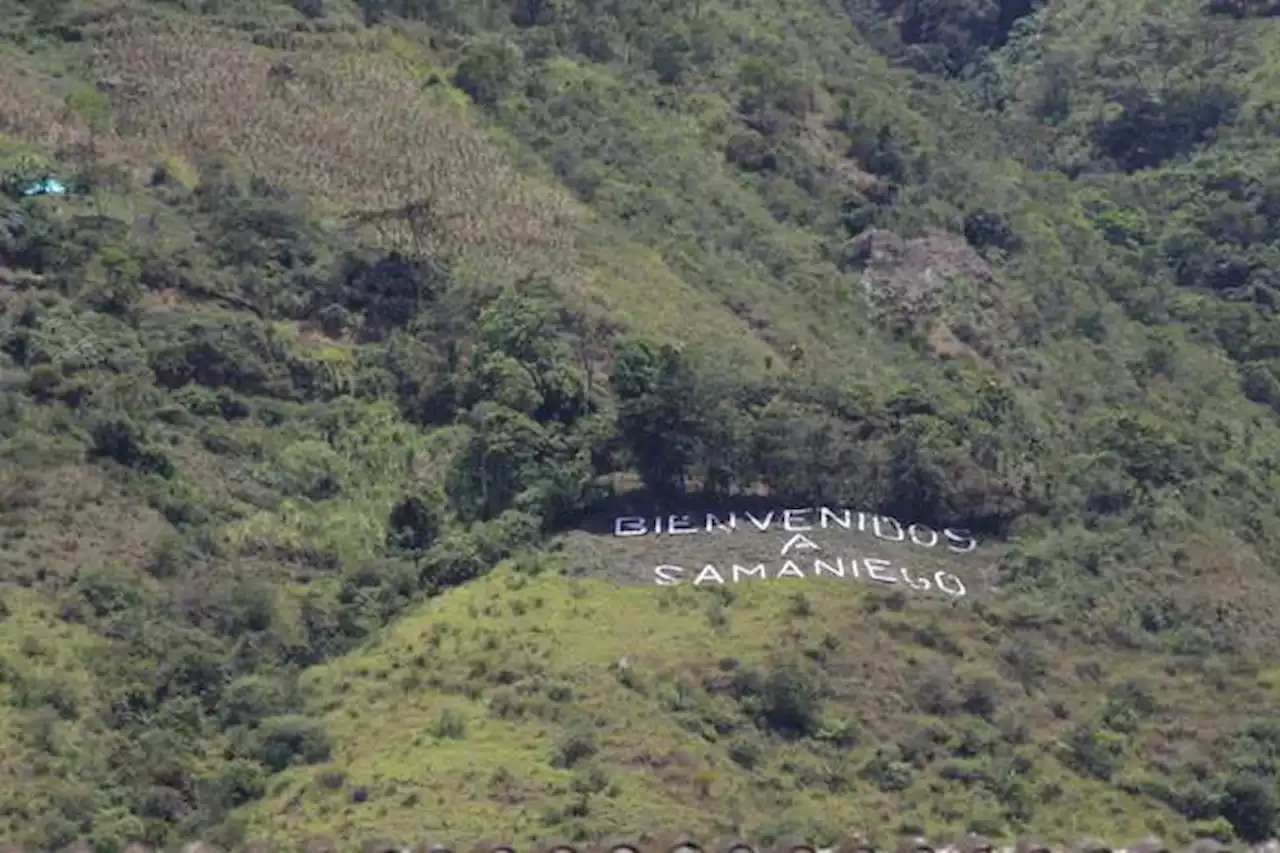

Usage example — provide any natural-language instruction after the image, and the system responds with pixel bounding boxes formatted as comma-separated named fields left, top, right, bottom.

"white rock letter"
left=783, top=508, right=814, bottom=531
left=943, top=528, right=978, bottom=553
left=654, top=565, right=684, bottom=586
left=900, top=566, right=931, bottom=591
left=616, top=516, right=648, bottom=537
left=864, top=558, right=897, bottom=583
left=814, top=558, right=845, bottom=578
left=668, top=514, right=697, bottom=534
left=776, top=561, right=806, bottom=579
left=706, top=512, right=737, bottom=533
left=873, top=515, right=906, bottom=541
left=694, top=565, right=726, bottom=585
left=819, top=507, right=852, bottom=530
left=780, top=533, right=821, bottom=556
left=934, top=571, right=967, bottom=596
left=908, top=523, right=938, bottom=548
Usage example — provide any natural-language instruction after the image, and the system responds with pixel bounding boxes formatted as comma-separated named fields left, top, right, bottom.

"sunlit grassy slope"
left=236, top=568, right=1279, bottom=847
left=0, top=590, right=113, bottom=827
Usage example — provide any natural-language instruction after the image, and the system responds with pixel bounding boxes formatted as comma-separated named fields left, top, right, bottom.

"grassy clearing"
left=235, top=568, right=1271, bottom=847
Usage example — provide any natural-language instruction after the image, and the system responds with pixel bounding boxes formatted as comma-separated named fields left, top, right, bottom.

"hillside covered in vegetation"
left=4, top=0, right=1280, bottom=849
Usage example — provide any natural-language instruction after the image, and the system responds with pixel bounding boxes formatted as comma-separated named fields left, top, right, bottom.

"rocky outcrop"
left=840, top=227, right=1012, bottom=366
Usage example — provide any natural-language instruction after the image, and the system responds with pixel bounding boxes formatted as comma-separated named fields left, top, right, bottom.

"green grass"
left=233, top=567, right=1270, bottom=847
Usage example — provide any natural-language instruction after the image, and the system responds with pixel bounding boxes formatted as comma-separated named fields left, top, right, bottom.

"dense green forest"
left=4, top=0, right=1280, bottom=849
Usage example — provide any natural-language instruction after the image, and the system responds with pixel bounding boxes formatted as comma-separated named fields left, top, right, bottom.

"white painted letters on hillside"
left=777, top=560, right=805, bottom=579
left=707, top=513, right=737, bottom=533
left=780, top=533, right=821, bottom=555
left=649, top=557, right=968, bottom=598
left=908, top=523, right=938, bottom=547
left=783, top=508, right=813, bottom=531
left=934, top=571, right=966, bottom=596
left=611, top=505, right=982, bottom=553
left=873, top=515, right=905, bottom=541
left=668, top=514, right=697, bottom=534
left=943, top=528, right=977, bottom=553
left=819, top=507, right=852, bottom=530
left=864, top=558, right=896, bottom=584
left=616, top=516, right=647, bottom=536
left=620, top=505, right=978, bottom=598
left=901, top=566, right=931, bottom=591
left=694, top=564, right=725, bottom=585
left=654, top=564, right=684, bottom=586
left=814, top=559, right=845, bottom=578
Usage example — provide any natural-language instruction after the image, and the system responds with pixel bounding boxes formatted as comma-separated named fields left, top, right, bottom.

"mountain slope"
left=3, top=0, right=1280, bottom=848
left=226, top=568, right=1280, bottom=847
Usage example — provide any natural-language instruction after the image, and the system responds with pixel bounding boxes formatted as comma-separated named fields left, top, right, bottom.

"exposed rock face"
left=841, top=227, right=1010, bottom=365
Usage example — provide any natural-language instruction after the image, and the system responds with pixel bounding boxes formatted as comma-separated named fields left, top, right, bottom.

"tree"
left=467, top=283, right=587, bottom=424
left=610, top=337, right=704, bottom=495
left=760, top=662, right=825, bottom=737
left=387, top=496, right=440, bottom=555
left=446, top=402, right=551, bottom=522
left=453, top=37, right=522, bottom=106
left=754, top=398, right=878, bottom=505
left=1220, top=773, right=1278, bottom=841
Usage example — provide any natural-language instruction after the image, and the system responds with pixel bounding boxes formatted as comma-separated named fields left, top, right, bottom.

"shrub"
left=1093, top=85, right=1242, bottom=172
left=1241, top=362, right=1280, bottom=407
left=1062, top=721, right=1125, bottom=780
left=88, top=418, right=175, bottom=478
left=433, top=708, right=468, bottom=739
left=208, top=760, right=268, bottom=809
left=862, top=745, right=915, bottom=791
left=1220, top=772, right=1279, bottom=841
left=963, top=210, right=1022, bottom=253
left=246, top=715, right=332, bottom=772
left=552, top=726, right=597, bottom=768
left=759, top=662, right=825, bottom=737
left=454, top=38, right=522, bottom=107
left=387, top=495, right=441, bottom=554
left=728, top=736, right=765, bottom=769
left=218, top=676, right=293, bottom=728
